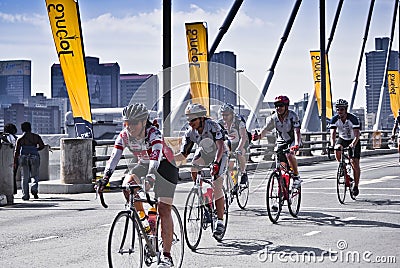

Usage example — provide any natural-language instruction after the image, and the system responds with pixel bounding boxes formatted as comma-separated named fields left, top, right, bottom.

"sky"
left=0, top=0, right=398, bottom=110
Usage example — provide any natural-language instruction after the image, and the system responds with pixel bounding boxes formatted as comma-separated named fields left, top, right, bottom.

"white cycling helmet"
left=122, top=103, right=149, bottom=121
left=185, top=103, right=207, bottom=121
left=219, top=103, right=235, bottom=114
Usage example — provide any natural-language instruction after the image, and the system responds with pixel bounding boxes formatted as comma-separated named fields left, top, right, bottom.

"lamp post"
left=236, top=69, right=244, bottom=114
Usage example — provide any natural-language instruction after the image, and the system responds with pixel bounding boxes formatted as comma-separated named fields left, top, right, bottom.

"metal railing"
left=91, top=130, right=396, bottom=178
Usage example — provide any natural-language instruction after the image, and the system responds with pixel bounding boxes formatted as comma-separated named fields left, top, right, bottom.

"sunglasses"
left=221, top=114, right=231, bottom=117
left=275, top=103, right=285, bottom=108
left=189, top=118, right=199, bottom=123
left=336, top=107, right=346, bottom=111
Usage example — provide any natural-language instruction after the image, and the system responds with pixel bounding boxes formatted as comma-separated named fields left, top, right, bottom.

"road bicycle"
left=97, top=181, right=184, bottom=268
left=266, top=147, right=301, bottom=223
left=225, top=151, right=249, bottom=209
left=328, top=146, right=356, bottom=204
left=183, top=164, right=229, bottom=250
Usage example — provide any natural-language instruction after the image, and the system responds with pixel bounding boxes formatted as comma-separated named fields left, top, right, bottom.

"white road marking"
left=31, top=236, right=59, bottom=242
left=359, top=176, right=397, bottom=185
left=304, top=231, right=321, bottom=236
left=342, top=217, right=357, bottom=221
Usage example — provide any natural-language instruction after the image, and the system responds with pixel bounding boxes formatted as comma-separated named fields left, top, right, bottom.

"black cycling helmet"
left=185, top=103, right=207, bottom=121
left=122, top=103, right=149, bottom=121
left=335, top=99, right=348, bottom=109
left=219, top=103, right=235, bottom=114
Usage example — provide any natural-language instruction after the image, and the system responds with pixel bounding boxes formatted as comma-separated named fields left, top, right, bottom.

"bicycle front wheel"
left=157, top=205, right=184, bottom=268
left=184, top=187, right=203, bottom=251
left=336, top=163, right=347, bottom=204
left=288, top=180, right=301, bottom=217
left=236, top=175, right=249, bottom=209
left=266, top=172, right=282, bottom=224
left=108, top=211, right=143, bottom=268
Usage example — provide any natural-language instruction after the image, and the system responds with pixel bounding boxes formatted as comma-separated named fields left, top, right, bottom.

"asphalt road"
left=1, top=153, right=399, bottom=268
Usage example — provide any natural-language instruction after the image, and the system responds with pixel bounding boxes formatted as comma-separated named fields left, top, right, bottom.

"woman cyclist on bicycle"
left=174, top=103, right=229, bottom=239
left=330, top=99, right=361, bottom=197
left=97, top=103, right=178, bottom=268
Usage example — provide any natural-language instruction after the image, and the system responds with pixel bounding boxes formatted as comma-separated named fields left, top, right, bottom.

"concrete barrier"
left=0, top=143, right=14, bottom=205
left=60, top=138, right=93, bottom=184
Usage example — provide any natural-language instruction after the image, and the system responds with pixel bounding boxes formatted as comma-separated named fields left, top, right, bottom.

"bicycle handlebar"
left=96, top=182, right=157, bottom=209
left=327, top=146, right=351, bottom=160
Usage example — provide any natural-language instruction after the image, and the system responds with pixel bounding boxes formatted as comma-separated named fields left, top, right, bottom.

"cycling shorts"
left=336, top=138, right=361, bottom=159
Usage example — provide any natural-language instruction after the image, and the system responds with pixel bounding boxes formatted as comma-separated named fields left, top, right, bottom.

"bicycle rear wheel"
left=108, top=211, right=143, bottom=268
left=157, top=205, right=184, bottom=267
left=336, top=163, right=347, bottom=204
left=184, top=187, right=203, bottom=251
left=236, top=176, right=249, bottom=209
left=288, top=179, right=301, bottom=217
left=266, top=172, right=282, bottom=224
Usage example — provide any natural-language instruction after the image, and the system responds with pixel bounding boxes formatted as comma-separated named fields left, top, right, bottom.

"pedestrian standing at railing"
left=14, top=122, right=45, bottom=201
left=391, top=108, right=400, bottom=165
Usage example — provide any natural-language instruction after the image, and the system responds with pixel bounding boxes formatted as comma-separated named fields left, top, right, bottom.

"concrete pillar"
left=0, top=143, right=14, bottom=205
left=60, top=138, right=93, bottom=184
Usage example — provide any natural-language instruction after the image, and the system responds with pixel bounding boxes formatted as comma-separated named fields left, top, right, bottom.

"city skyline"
left=0, top=0, right=398, bottom=110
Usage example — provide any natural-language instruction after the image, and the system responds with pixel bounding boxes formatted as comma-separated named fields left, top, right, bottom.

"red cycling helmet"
left=274, top=95, right=290, bottom=106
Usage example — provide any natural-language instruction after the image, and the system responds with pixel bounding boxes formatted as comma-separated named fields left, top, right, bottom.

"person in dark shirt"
left=14, top=122, right=45, bottom=201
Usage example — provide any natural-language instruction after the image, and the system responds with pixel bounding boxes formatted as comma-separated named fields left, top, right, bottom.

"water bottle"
left=138, top=210, right=151, bottom=234
left=202, top=184, right=213, bottom=207
left=147, top=207, right=157, bottom=235
left=282, top=172, right=290, bottom=186
left=231, top=169, right=238, bottom=186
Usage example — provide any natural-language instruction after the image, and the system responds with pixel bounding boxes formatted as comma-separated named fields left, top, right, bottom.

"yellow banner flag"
left=388, top=70, right=400, bottom=117
left=46, top=0, right=93, bottom=138
left=185, top=22, right=210, bottom=114
left=310, top=51, right=333, bottom=119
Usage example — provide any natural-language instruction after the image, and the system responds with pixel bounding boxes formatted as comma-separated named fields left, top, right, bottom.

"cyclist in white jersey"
left=217, top=103, right=249, bottom=186
left=330, top=99, right=361, bottom=196
left=174, top=103, right=229, bottom=239
left=391, top=109, right=400, bottom=164
left=97, top=103, right=178, bottom=268
left=253, top=95, right=302, bottom=188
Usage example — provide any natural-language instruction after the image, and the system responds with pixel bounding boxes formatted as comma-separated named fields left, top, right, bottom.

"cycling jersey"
left=104, top=122, right=174, bottom=178
left=218, top=114, right=249, bottom=151
left=262, top=110, right=301, bottom=145
left=329, top=113, right=360, bottom=141
left=180, top=118, right=228, bottom=157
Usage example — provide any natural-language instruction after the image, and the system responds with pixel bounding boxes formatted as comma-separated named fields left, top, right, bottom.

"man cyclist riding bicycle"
left=174, top=103, right=229, bottom=239
left=218, top=103, right=249, bottom=187
left=97, top=103, right=178, bottom=268
left=253, top=95, right=302, bottom=188
left=329, top=99, right=361, bottom=197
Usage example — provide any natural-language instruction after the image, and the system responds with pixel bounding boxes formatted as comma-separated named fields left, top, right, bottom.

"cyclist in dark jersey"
left=391, top=108, right=400, bottom=164
left=330, top=99, right=361, bottom=196
left=97, top=103, right=178, bottom=268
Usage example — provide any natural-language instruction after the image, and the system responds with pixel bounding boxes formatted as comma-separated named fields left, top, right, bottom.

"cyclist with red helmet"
left=253, top=95, right=302, bottom=188
left=175, top=102, right=229, bottom=239
left=330, top=99, right=361, bottom=196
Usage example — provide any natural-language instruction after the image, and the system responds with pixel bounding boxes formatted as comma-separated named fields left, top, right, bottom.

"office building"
left=0, top=60, right=31, bottom=104
left=51, top=56, right=120, bottom=108
left=209, top=51, right=237, bottom=106
left=365, top=37, right=399, bottom=130
left=3, top=103, right=61, bottom=134
left=120, top=73, right=159, bottom=110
